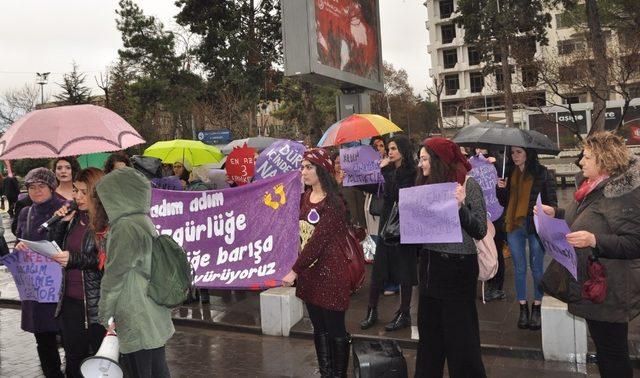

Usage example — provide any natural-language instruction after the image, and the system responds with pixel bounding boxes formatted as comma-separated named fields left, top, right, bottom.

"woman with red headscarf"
left=282, top=148, right=352, bottom=378
left=414, top=138, right=488, bottom=377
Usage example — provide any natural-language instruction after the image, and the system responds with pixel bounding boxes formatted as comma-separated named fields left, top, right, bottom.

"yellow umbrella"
left=143, top=139, right=224, bottom=167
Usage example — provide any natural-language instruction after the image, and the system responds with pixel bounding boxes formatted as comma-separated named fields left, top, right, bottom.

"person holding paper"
left=14, top=167, right=65, bottom=378
left=359, top=135, right=418, bottom=332
left=497, top=146, right=557, bottom=330
left=281, top=148, right=351, bottom=377
left=537, top=132, right=640, bottom=378
left=50, top=168, right=106, bottom=378
left=414, top=137, right=488, bottom=378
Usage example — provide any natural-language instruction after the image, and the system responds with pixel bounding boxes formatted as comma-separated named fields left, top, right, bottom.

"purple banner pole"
left=150, top=171, right=302, bottom=289
left=1, top=250, right=62, bottom=303
left=534, top=195, right=578, bottom=280
left=339, top=145, right=384, bottom=187
left=399, top=183, right=462, bottom=244
left=469, top=155, right=504, bottom=222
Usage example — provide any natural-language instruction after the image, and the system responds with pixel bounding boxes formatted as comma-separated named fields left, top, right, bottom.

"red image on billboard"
left=315, top=0, right=380, bottom=81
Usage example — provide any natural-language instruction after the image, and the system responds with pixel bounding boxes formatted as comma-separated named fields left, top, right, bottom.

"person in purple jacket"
left=14, top=167, right=66, bottom=378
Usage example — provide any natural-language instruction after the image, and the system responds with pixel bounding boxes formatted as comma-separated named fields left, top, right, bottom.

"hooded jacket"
left=558, top=159, right=640, bottom=323
left=96, top=167, right=174, bottom=354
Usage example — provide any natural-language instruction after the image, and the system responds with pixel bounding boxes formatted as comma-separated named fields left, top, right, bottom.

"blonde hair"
left=583, top=132, right=630, bottom=176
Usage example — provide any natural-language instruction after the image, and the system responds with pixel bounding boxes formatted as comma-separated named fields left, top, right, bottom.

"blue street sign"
left=198, top=129, right=232, bottom=145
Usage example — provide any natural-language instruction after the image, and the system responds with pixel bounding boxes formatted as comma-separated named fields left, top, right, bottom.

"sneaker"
left=383, top=290, right=398, bottom=296
left=484, top=289, right=506, bottom=302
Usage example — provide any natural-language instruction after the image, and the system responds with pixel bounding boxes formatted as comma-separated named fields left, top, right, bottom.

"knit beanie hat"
left=303, top=148, right=334, bottom=174
left=24, top=167, right=58, bottom=191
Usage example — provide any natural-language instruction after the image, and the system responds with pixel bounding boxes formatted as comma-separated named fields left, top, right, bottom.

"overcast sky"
left=0, top=0, right=430, bottom=100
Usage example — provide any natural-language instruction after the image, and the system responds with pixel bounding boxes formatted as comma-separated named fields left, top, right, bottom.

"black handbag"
left=380, top=202, right=400, bottom=246
left=540, top=259, right=582, bottom=303
left=369, top=195, right=384, bottom=216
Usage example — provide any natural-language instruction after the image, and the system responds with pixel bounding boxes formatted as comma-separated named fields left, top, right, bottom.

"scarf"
left=574, top=175, right=609, bottom=202
left=95, top=228, right=109, bottom=270
left=505, top=168, right=534, bottom=233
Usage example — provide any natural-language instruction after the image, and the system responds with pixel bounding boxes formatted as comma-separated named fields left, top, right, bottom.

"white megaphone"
left=80, top=318, right=123, bottom=378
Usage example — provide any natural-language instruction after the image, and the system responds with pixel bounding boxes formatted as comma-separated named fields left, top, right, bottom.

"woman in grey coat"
left=538, top=132, right=640, bottom=378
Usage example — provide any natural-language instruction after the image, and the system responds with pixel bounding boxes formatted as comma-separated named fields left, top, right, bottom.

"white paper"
left=18, top=239, right=62, bottom=258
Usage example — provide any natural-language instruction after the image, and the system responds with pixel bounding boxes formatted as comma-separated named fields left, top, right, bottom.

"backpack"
left=147, top=234, right=193, bottom=307
left=343, top=226, right=366, bottom=294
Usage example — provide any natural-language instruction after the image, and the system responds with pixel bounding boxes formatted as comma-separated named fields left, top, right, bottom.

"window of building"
left=562, top=93, right=587, bottom=104
left=521, top=91, right=546, bottom=107
left=442, top=101, right=462, bottom=117
left=522, top=66, right=538, bottom=87
left=469, top=72, right=484, bottom=93
left=494, top=66, right=514, bottom=91
left=439, top=0, right=454, bottom=19
left=468, top=47, right=481, bottom=66
left=558, top=39, right=585, bottom=55
left=493, top=47, right=502, bottom=64
left=441, top=24, right=456, bottom=44
left=559, top=66, right=579, bottom=83
left=443, top=49, right=457, bottom=69
left=444, top=74, right=459, bottom=95
left=556, top=12, right=571, bottom=29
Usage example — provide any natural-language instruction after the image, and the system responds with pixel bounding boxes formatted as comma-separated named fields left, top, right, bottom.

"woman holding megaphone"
left=50, top=168, right=108, bottom=378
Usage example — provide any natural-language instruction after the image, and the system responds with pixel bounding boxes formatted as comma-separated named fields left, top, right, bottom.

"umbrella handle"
left=502, top=146, right=507, bottom=179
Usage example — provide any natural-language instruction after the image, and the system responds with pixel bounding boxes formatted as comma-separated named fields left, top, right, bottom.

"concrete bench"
left=541, top=295, right=587, bottom=363
left=260, top=287, right=303, bottom=337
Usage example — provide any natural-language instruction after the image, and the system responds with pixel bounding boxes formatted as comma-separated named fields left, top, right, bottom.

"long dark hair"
left=312, top=162, right=350, bottom=223
left=103, top=152, right=132, bottom=174
left=389, top=135, right=416, bottom=173
left=89, top=186, right=109, bottom=238
left=416, top=147, right=458, bottom=185
left=507, top=147, right=541, bottom=177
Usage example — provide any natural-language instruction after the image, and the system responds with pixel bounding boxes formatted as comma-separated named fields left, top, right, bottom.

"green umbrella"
left=78, top=152, right=111, bottom=169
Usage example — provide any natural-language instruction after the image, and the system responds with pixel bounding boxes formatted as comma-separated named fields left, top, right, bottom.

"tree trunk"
left=586, top=0, right=608, bottom=134
left=500, top=41, right=515, bottom=127
left=247, top=0, right=257, bottom=136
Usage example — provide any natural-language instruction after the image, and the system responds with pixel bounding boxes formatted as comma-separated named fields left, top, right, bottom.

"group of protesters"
left=285, top=131, right=640, bottom=378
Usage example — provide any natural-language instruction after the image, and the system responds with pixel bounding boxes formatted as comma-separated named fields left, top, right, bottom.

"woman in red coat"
left=282, top=148, right=351, bottom=378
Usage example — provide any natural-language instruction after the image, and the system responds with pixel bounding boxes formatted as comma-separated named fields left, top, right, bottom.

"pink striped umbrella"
left=0, top=104, right=145, bottom=159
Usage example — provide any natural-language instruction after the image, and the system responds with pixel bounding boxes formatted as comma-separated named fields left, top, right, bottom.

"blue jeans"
left=507, top=221, right=545, bottom=302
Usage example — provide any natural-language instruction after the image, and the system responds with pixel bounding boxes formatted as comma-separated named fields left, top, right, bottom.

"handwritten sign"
left=399, top=183, right=462, bottom=243
left=1, top=250, right=62, bottom=303
left=339, top=145, right=384, bottom=186
left=469, top=155, right=504, bottom=221
left=226, top=145, right=256, bottom=186
left=150, top=171, right=302, bottom=289
left=254, top=140, right=305, bottom=180
left=534, top=195, right=577, bottom=280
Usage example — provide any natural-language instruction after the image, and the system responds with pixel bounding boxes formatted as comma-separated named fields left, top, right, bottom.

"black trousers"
left=34, top=332, right=63, bottom=378
left=58, top=297, right=106, bottom=378
left=488, top=220, right=506, bottom=290
left=415, top=295, right=486, bottom=378
left=587, top=319, right=633, bottom=378
left=121, top=346, right=171, bottom=378
left=306, top=303, right=347, bottom=339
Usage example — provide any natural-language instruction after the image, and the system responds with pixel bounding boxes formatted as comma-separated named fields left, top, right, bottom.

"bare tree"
left=0, top=84, right=41, bottom=130
left=426, top=76, right=446, bottom=135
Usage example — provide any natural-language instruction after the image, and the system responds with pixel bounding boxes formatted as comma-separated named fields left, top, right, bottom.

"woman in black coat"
left=360, top=135, right=417, bottom=332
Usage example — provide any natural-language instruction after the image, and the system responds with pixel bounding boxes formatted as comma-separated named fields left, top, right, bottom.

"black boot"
left=385, top=310, right=411, bottom=331
left=529, top=303, right=541, bottom=330
left=359, top=307, right=377, bottom=330
left=313, top=332, right=332, bottom=377
left=331, top=334, right=351, bottom=378
left=518, top=302, right=530, bottom=329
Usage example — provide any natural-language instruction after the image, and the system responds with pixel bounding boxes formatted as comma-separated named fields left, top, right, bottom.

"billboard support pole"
left=336, top=90, right=371, bottom=121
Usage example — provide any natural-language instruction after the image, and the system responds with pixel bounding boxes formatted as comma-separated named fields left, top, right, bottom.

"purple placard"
left=399, top=183, right=462, bottom=244
left=469, top=155, right=504, bottom=222
left=1, top=250, right=62, bottom=303
left=340, top=145, right=384, bottom=187
left=150, top=171, right=302, bottom=289
left=254, top=140, right=305, bottom=180
left=534, top=195, right=578, bottom=280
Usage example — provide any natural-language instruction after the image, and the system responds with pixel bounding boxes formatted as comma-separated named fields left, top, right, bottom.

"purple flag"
left=1, top=250, right=62, bottom=303
left=399, top=183, right=462, bottom=244
left=534, top=194, right=578, bottom=280
left=469, top=155, right=504, bottom=222
left=254, top=140, right=305, bottom=180
left=340, top=145, right=384, bottom=187
left=150, top=171, right=302, bottom=289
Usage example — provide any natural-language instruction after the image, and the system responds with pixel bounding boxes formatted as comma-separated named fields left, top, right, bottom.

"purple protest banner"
left=469, top=155, right=504, bottom=222
left=254, top=140, right=305, bottom=180
left=534, top=195, right=578, bottom=280
left=339, top=145, right=384, bottom=187
left=1, top=250, right=62, bottom=303
left=399, top=183, right=462, bottom=244
left=150, top=171, right=302, bottom=289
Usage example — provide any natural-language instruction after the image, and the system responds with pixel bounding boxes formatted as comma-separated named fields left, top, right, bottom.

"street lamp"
left=36, top=72, right=50, bottom=105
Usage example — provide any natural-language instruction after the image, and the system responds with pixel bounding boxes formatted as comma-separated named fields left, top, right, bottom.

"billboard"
left=282, top=0, right=384, bottom=91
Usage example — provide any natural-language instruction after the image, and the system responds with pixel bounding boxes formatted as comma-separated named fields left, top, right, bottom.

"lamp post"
left=35, top=72, right=50, bottom=105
